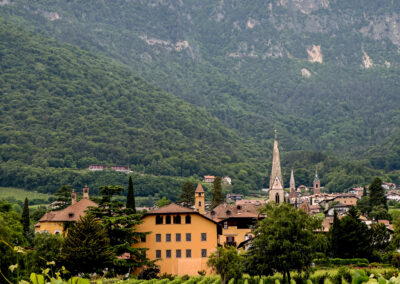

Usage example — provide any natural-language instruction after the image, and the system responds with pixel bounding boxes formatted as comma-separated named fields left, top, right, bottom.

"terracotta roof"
left=147, top=203, right=195, bottom=214
left=195, top=183, right=205, bottom=193
left=378, top=220, right=390, bottom=226
left=38, top=198, right=98, bottom=222
left=204, top=175, right=215, bottom=179
left=206, top=203, right=262, bottom=221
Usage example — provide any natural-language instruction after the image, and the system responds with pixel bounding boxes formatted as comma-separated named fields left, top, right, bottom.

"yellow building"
left=35, top=186, right=98, bottom=235
left=133, top=203, right=221, bottom=275
left=207, top=203, right=263, bottom=248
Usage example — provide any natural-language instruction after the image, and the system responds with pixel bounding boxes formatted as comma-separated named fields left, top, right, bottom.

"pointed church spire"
left=289, top=169, right=296, bottom=199
left=268, top=129, right=284, bottom=204
left=314, top=167, right=320, bottom=181
left=269, top=129, right=283, bottom=190
left=290, top=169, right=295, bottom=189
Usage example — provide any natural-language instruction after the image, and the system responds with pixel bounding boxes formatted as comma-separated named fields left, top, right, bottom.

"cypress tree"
left=126, top=176, right=136, bottom=212
left=369, top=177, right=387, bottom=210
left=211, top=176, right=224, bottom=209
left=22, top=197, right=30, bottom=238
left=363, top=186, right=367, bottom=197
left=179, top=181, right=195, bottom=208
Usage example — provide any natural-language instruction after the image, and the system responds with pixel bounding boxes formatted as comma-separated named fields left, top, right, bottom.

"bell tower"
left=71, top=189, right=77, bottom=205
left=269, top=129, right=285, bottom=204
left=195, top=183, right=205, bottom=214
left=83, top=185, right=90, bottom=199
left=313, top=168, right=321, bottom=195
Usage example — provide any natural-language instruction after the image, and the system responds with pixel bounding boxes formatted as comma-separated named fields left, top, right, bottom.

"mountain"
left=0, top=20, right=270, bottom=196
left=1, top=0, right=400, bottom=156
left=0, top=1, right=399, bottom=195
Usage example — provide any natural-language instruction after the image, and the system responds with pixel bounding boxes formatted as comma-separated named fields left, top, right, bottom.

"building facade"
left=133, top=204, right=221, bottom=275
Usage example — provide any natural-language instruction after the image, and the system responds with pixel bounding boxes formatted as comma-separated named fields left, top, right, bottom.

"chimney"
left=83, top=185, right=89, bottom=199
left=71, top=189, right=77, bottom=205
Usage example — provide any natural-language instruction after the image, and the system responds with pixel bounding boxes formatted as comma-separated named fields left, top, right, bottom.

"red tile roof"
left=38, top=198, right=98, bottom=222
left=195, top=183, right=205, bottom=193
left=147, top=203, right=196, bottom=214
left=206, top=203, right=262, bottom=221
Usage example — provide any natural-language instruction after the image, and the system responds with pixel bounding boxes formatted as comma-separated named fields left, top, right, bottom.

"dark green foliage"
left=329, top=206, right=371, bottom=259
left=207, top=246, right=244, bottom=284
left=246, top=203, right=320, bottom=283
left=0, top=199, right=27, bottom=282
left=88, top=185, right=149, bottom=273
left=21, top=197, right=30, bottom=239
left=61, top=214, right=114, bottom=275
left=30, top=232, right=63, bottom=273
left=370, top=223, right=391, bottom=253
left=179, top=181, right=195, bottom=208
left=369, top=178, right=388, bottom=210
left=211, top=177, right=223, bottom=209
left=54, top=185, right=73, bottom=210
left=156, top=197, right=171, bottom=208
left=126, top=176, right=136, bottom=212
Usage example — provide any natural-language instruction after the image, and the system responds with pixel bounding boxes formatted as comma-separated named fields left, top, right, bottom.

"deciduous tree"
left=207, top=246, right=244, bottom=284
left=246, top=203, right=320, bottom=283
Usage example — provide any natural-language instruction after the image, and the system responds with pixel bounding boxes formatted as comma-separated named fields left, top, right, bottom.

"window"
left=68, top=213, right=74, bottom=218
left=156, top=250, right=161, bottom=258
left=173, top=215, right=181, bottom=224
left=186, top=233, right=191, bottom=242
left=185, top=215, right=191, bottom=224
left=176, top=249, right=181, bottom=258
left=201, top=249, right=207, bottom=258
left=166, top=215, right=171, bottom=224
left=156, top=234, right=161, bottom=242
left=166, top=250, right=171, bottom=258
left=198, top=201, right=201, bottom=206
left=223, top=221, right=228, bottom=229
left=140, top=235, right=146, bottom=242
left=176, top=233, right=181, bottom=242
left=186, top=249, right=191, bottom=258
left=156, top=215, right=163, bottom=225
left=166, top=233, right=171, bottom=242
left=201, top=233, right=207, bottom=241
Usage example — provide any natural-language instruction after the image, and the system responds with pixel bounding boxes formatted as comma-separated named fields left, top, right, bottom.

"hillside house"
left=35, top=186, right=97, bottom=235
left=203, top=175, right=215, bottom=183
left=111, top=165, right=131, bottom=173
left=88, top=164, right=107, bottom=171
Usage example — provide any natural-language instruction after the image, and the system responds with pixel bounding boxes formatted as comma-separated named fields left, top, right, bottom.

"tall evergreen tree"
left=21, top=197, right=30, bottom=239
left=369, top=177, right=388, bottom=210
left=329, top=206, right=371, bottom=259
left=211, top=176, right=224, bottom=209
left=126, top=176, right=136, bottom=213
left=179, top=181, right=195, bottom=208
left=61, top=214, right=114, bottom=275
left=89, top=185, right=149, bottom=274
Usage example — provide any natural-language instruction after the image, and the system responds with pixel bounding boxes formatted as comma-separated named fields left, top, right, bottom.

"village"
left=32, top=132, right=400, bottom=277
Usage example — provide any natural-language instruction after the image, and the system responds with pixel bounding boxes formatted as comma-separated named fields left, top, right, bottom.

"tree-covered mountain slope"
left=1, top=0, right=400, bottom=161
left=0, top=20, right=271, bottom=192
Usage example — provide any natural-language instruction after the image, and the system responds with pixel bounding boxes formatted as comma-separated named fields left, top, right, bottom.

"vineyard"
left=27, top=268, right=400, bottom=284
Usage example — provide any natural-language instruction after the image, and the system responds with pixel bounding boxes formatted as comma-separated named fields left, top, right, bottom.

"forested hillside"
left=1, top=0, right=400, bottom=157
left=0, top=21, right=271, bottom=195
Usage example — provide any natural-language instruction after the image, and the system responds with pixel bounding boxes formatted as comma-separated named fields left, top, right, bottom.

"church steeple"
left=269, top=129, right=283, bottom=190
left=289, top=169, right=296, bottom=199
left=313, top=167, right=321, bottom=195
left=268, top=129, right=284, bottom=203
